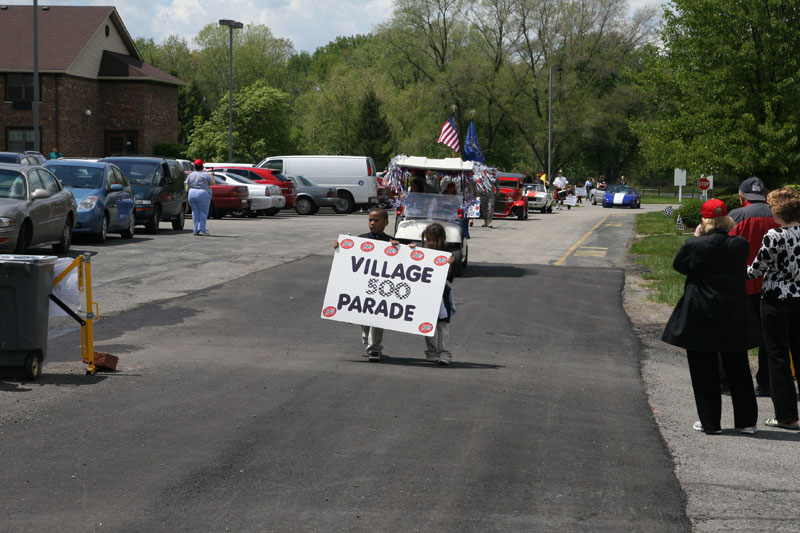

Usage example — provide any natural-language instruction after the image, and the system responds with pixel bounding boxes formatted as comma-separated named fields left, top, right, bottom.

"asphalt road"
left=1, top=203, right=690, bottom=531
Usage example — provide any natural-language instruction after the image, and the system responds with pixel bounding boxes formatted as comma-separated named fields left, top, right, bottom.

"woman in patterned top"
left=747, top=187, right=800, bottom=430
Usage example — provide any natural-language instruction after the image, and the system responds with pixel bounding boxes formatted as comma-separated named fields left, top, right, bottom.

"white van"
left=256, top=155, right=378, bottom=213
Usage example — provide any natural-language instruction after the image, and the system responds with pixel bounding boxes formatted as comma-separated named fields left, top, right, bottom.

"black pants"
left=687, top=350, right=757, bottom=431
left=760, top=298, right=800, bottom=424
left=719, top=294, right=770, bottom=390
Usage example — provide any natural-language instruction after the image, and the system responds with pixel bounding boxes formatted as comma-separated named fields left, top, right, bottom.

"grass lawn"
left=630, top=211, right=690, bottom=304
left=640, top=195, right=684, bottom=205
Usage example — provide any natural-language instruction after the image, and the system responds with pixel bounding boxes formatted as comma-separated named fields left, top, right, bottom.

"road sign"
left=674, top=169, right=686, bottom=186
left=698, top=177, right=710, bottom=190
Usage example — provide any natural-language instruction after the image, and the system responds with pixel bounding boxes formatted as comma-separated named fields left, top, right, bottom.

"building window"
left=6, top=128, right=37, bottom=152
left=6, top=74, right=35, bottom=101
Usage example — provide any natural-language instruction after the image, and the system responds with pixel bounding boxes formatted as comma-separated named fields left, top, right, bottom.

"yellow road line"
left=555, top=215, right=610, bottom=266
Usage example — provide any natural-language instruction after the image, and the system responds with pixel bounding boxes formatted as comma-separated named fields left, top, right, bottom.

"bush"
left=678, top=198, right=702, bottom=228
left=153, top=142, right=187, bottom=159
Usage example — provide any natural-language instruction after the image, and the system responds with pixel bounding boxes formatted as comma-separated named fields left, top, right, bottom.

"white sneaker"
left=693, top=421, right=721, bottom=434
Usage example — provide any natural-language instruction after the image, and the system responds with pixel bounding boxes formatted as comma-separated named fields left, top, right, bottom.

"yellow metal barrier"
left=52, top=253, right=97, bottom=375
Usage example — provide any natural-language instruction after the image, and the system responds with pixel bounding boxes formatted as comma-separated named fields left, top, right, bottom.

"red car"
left=493, top=173, right=529, bottom=220
left=205, top=165, right=296, bottom=209
left=185, top=174, right=249, bottom=219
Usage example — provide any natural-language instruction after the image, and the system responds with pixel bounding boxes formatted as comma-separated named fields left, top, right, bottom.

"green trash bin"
left=0, top=254, right=57, bottom=380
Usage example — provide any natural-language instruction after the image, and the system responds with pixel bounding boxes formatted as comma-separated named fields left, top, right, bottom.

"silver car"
left=0, top=164, right=77, bottom=253
left=286, top=175, right=338, bottom=215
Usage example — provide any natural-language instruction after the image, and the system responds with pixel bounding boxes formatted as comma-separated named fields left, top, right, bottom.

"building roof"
left=98, top=51, right=183, bottom=85
left=0, top=5, right=182, bottom=85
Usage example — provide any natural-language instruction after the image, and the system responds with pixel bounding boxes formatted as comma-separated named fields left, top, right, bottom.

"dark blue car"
left=44, top=160, right=135, bottom=242
left=602, top=184, right=641, bottom=209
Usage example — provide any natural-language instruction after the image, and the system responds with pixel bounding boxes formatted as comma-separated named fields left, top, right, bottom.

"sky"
left=4, top=0, right=664, bottom=53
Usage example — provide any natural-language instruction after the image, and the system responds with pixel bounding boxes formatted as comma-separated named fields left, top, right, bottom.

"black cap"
left=740, top=177, right=766, bottom=201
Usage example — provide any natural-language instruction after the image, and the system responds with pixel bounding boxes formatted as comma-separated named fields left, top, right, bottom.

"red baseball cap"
left=194, top=159, right=205, bottom=167
left=701, top=198, right=727, bottom=218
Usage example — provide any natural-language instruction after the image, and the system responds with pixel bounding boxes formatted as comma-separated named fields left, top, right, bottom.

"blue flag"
left=463, top=120, right=484, bottom=163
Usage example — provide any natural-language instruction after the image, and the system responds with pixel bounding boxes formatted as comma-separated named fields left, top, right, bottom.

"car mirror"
left=31, top=188, right=52, bottom=200
left=109, top=183, right=123, bottom=192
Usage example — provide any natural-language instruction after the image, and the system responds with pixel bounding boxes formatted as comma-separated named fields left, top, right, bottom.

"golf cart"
left=386, top=156, right=496, bottom=278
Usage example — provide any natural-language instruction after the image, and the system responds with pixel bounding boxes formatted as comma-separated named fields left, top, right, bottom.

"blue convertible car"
left=602, top=184, right=641, bottom=209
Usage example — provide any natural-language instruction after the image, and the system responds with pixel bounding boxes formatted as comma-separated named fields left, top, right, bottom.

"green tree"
left=187, top=81, right=293, bottom=163
left=632, top=0, right=800, bottom=187
left=354, top=88, right=393, bottom=169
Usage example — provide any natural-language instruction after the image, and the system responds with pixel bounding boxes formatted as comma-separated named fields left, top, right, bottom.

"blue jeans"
left=188, top=188, right=211, bottom=233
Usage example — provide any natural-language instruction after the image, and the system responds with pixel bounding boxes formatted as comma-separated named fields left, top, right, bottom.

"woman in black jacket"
left=662, top=199, right=759, bottom=434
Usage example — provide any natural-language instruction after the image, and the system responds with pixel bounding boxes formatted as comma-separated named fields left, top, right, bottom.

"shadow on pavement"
left=0, top=373, right=108, bottom=389
left=462, top=264, right=526, bottom=278
left=361, top=356, right=503, bottom=369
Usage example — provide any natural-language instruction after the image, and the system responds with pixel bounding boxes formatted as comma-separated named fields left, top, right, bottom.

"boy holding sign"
left=333, top=208, right=397, bottom=361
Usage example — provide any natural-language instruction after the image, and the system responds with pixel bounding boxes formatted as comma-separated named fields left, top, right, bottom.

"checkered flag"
left=676, top=214, right=685, bottom=232
left=663, top=205, right=673, bottom=217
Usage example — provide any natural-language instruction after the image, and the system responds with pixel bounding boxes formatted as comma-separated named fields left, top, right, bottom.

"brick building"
left=0, top=5, right=183, bottom=157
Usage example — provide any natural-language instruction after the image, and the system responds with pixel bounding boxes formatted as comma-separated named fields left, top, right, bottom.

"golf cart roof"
left=395, top=156, right=475, bottom=172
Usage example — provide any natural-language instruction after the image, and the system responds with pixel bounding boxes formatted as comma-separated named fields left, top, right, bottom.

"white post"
left=678, top=186, right=682, bottom=203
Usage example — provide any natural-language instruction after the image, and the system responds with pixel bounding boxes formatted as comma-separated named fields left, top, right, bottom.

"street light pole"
left=219, top=19, right=243, bottom=162
left=33, top=0, right=40, bottom=152
left=547, top=66, right=561, bottom=186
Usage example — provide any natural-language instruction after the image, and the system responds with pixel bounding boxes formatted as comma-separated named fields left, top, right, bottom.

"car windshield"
left=0, top=154, right=19, bottom=164
left=294, top=175, right=316, bottom=187
left=46, top=164, right=104, bottom=189
left=607, top=185, right=634, bottom=193
left=0, top=169, right=27, bottom=198
left=106, top=160, right=160, bottom=185
left=272, top=173, right=290, bottom=182
left=525, top=183, right=546, bottom=193
left=213, top=176, right=228, bottom=185
left=223, top=174, right=257, bottom=185
left=402, top=192, right=462, bottom=222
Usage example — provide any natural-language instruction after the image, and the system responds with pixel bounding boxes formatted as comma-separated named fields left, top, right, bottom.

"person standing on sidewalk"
left=747, top=187, right=800, bottom=431
left=729, top=177, right=779, bottom=396
left=185, top=159, right=214, bottom=236
left=662, top=199, right=759, bottom=435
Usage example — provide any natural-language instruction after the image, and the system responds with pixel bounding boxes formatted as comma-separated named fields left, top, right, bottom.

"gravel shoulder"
left=623, top=252, right=800, bottom=531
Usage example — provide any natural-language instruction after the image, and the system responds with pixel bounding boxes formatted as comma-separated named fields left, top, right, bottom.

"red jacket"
left=729, top=201, right=779, bottom=295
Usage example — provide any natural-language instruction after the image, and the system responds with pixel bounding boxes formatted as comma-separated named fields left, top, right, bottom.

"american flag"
left=437, top=115, right=460, bottom=152
left=663, top=205, right=673, bottom=217
left=676, top=214, right=685, bottom=231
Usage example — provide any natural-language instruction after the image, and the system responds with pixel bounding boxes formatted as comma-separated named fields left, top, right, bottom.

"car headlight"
left=0, top=217, right=16, bottom=228
left=78, top=195, right=99, bottom=210
left=135, top=199, right=152, bottom=205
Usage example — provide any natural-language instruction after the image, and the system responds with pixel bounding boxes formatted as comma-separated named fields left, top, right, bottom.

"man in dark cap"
left=729, top=177, right=780, bottom=396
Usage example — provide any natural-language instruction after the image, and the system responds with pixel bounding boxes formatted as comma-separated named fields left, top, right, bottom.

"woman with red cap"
left=662, top=198, right=759, bottom=434
left=185, top=159, right=214, bottom=235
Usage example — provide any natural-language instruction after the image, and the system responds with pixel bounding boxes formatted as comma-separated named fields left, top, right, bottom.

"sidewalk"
left=624, top=270, right=800, bottom=532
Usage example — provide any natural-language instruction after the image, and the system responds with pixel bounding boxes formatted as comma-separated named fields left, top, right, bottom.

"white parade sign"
left=564, top=195, right=577, bottom=206
left=466, top=198, right=481, bottom=218
left=321, top=235, right=451, bottom=336
left=574, top=187, right=587, bottom=197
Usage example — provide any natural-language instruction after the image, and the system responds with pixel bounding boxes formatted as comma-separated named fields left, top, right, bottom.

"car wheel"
left=15, top=220, right=31, bottom=253
left=516, top=206, right=525, bottom=221
left=592, top=196, right=597, bottom=205
left=263, top=208, right=280, bottom=216
left=52, top=216, right=72, bottom=253
left=229, top=208, right=247, bottom=218
left=95, top=214, right=108, bottom=243
left=247, top=209, right=259, bottom=218
left=145, top=204, right=161, bottom=234
left=296, top=197, right=315, bottom=215
left=333, top=194, right=355, bottom=214
left=172, top=204, right=186, bottom=229
left=25, top=352, right=42, bottom=380
left=121, top=214, right=135, bottom=239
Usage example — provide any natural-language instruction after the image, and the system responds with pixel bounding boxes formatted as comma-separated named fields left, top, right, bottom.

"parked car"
left=0, top=164, right=77, bottom=253
left=205, top=165, right=297, bottom=209
left=588, top=183, right=608, bottom=205
left=285, top=175, right=338, bottom=215
left=99, top=156, right=187, bottom=233
left=523, top=182, right=553, bottom=213
left=213, top=171, right=281, bottom=217
left=185, top=175, right=250, bottom=219
left=602, top=184, right=641, bottom=209
left=43, top=160, right=135, bottom=242
left=177, top=159, right=195, bottom=174
left=494, top=173, right=529, bottom=220
left=0, top=151, right=46, bottom=165
left=256, top=155, right=379, bottom=213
